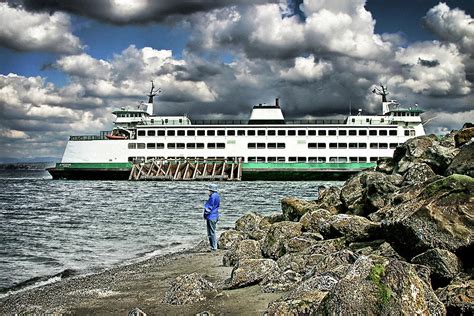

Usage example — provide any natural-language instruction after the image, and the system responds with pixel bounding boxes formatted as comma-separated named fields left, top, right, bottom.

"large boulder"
left=282, top=232, right=324, bottom=254
left=393, top=134, right=459, bottom=175
left=411, top=248, right=462, bottom=288
left=223, top=239, right=262, bottom=267
left=235, top=212, right=264, bottom=239
left=228, top=258, right=280, bottom=289
left=349, top=240, right=403, bottom=260
left=303, top=238, right=347, bottom=256
left=446, top=142, right=474, bottom=177
left=218, top=229, right=246, bottom=250
left=299, top=208, right=332, bottom=233
left=266, top=274, right=338, bottom=314
left=163, top=273, right=217, bottom=305
left=317, top=256, right=446, bottom=315
left=402, top=162, right=437, bottom=186
left=435, top=277, right=474, bottom=315
left=382, top=174, right=474, bottom=259
left=325, top=214, right=381, bottom=242
left=340, top=171, right=401, bottom=216
left=454, top=126, right=474, bottom=148
left=260, top=269, right=303, bottom=293
left=306, top=250, right=358, bottom=279
left=261, top=221, right=303, bottom=259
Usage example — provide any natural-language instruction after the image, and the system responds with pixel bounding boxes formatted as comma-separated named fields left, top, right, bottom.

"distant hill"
left=0, top=157, right=61, bottom=164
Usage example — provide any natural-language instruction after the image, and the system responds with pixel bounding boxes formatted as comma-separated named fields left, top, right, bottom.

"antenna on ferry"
left=372, top=84, right=389, bottom=102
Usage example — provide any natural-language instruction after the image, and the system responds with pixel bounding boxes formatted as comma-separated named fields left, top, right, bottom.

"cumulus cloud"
left=10, top=0, right=273, bottom=25
left=424, top=2, right=474, bottom=54
left=280, top=55, right=332, bottom=81
left=0, top=2, right=82, bottom=53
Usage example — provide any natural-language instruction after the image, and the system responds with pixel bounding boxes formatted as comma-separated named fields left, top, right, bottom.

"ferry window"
left=370, top=143, right=378, bottom=149
left=297, top=157, right=306, bottom=162
left=379, top=130, right=387, bottom=136
left=176, top=143, right=185, bottom=149
left=157, top=130, right=165, bottom=136
left=128, top=143, right=137, bottom=149
left=380, top=118, right=385, bottom=123
left=157, top=143, right=164, bottom=149
left=359, top=157, right=367, bottom=162
left=128, top=157, right=135, bottom=162
left=167, top=130, right=175, bottom=136
left=339, top=143, right=347, bottom=149
left=257, top=157, right=266, bottom=162
left=257, top=143, right=265, bottom=149
left=248, top=130, right=256, bottom=136
left=318, top=143, right=326, bottom=149
left=138, top=130, right=146, bottom=136
left=267, top=157, right=277, bottom=162
left=410, top=130, right=415, bottom=136
left=187, top=143, right=196, bottom=149
left=298, top=130, right=306, bottom=136
left=369, top=130, right=377, bottom=136
left=359, top=130, right=367, bottom=136
left=165, top=119, right=169, bottom=123
left=308, top=157, right=318, bottom=162
left=277, top=157, right=286, bottom=162
left=288, top=130, right=296, bottom=136
left=167, top=143, right=176, bottom=149
left=389, top=130, right=397, bottom=136
left=237, top=130, right=246, bottom=136
left=350, top=157, right=358, bottom=162
left=329, top=143, right=337, bottom=149
left=358, top=143, right=367, bottom=149
left=137, top=143, right=146, bottom=149
left=197, top=130, right=205, bottom=136
left=196, top=143, right=204, bottom=149
left=389, top=143, right=398, bottom=149
left=277, top=143, right=285, bottom=149
left=278, top=130, right=286, bottom=136
left=207, top=130, right=215, bottom=136
left=339, top=130, right=347, bottom=136
left=318, top=130, right=326, bottom=136
left=248, top=157, right=257, bottom=162
left=338, top=157, right=348, bottom=162
left=268, top=143, right=277, bottom=149
left=177, top=130, right=185, bottom=136
left=217, top=130, right=225, bottom=136
left=370, top=157, right=378, bottom=162
left=329, top=157, right=337, bottom=162
left=349, top=130, right=357, bottom=136
left=349, top=143, right=357, bottom=149
left=352, top=118, right=355, bottom=123
left=151, top=119, right=154, bottom=124
left=248, top=143, right=256, bottom=149
left=217, top=143, right=225, bottom=149
left=308, top=130, right=316, bottom=136
left=308, top=143, right=317, bottom=149
left=227, top=130, right=235, bottom=136
left=289, top=157, right=297, bottom=162
left=208, top=143, right=216, bottom=149
left=366, top=118, right=370, bottom=123
left=147, top=130, right=156, bottom=136
left=268, top=130, right=276, bottom=136
left=328, top=130, right=336, bottom=136
left=187, top=130, right=195, bottom=136
left=147, top=143, right=156, bottom=149
left=404, top=130, right=409, bottom=136
left=318, top=157, right=326, bottom=163
left=258, top=130, right=265, bottom=136
left=379, top=143, right=388, bottom=149
left=179, top=119, right=183, bottom=123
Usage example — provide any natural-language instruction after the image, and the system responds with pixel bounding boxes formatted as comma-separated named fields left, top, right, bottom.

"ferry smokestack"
left=275, top=98, right=279, bottom=107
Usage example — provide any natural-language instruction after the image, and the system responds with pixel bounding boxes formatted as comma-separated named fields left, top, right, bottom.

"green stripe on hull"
left=242, top=162, right=377, bottom=170
left=56, top=162, right=132, bottom=169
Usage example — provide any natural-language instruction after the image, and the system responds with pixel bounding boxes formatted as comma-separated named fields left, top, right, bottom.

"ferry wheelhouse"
left=47, top=84, right=425, bottom=180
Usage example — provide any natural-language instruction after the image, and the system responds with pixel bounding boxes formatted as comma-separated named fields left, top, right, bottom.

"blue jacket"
left=204, top=192, right=220, bottom=221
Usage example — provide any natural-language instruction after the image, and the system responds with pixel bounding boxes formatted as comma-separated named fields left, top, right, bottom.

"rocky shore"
left=1, top=126, right=473, bottom=315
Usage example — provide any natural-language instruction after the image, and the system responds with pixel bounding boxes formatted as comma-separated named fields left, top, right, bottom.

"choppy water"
left=0, top=169, right=341, bottom=295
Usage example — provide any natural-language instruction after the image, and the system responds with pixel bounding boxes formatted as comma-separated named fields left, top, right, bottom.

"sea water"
left=0, top=169, right=341, bottom=294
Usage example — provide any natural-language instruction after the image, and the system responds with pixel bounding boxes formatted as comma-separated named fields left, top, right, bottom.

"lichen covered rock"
left=261, top=221, right=303, bottom=259
left=223, top=239, right=262, bottom=267
left=411, top=248, right=462, bottom=288
left=435, top=277, right=474, bottom=315
left=163, top=273, right=216, bottom=305
left=446, top=142, right=474, bottom=177
left=228, top=259, right=280, bottom=289
left=218, top=229, right=246, bottom=250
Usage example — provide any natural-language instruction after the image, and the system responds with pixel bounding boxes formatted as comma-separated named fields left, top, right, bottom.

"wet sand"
left=0, top=245, right=283, bottom=315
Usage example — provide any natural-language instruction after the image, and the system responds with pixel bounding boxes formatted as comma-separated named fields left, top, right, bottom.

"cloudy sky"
left=0, top=0, right=473, bottom=160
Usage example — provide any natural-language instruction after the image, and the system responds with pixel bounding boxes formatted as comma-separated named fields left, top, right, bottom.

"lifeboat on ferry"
left=106, top=134, right=128, bottom=140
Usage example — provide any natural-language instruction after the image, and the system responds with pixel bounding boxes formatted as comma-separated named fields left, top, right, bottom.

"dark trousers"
left=206, top=219, right=217, bottom=250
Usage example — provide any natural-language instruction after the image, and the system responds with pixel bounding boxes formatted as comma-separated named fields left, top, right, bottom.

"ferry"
left=47, top=84, right=425, bottom=180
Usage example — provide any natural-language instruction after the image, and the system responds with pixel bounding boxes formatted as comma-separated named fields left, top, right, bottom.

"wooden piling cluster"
left=129, top=158, right=242, bottom=181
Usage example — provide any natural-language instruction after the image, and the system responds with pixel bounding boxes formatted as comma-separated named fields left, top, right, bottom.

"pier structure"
left=128, top=158, right=242, bottom=181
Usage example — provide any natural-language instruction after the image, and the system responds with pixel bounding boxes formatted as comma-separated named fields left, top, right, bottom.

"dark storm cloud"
left=9, top=0, right=276, bottom=24
left=418, top=58, right=440, bottom=68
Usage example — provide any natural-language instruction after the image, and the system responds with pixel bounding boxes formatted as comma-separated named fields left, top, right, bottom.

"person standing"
left=204, top=183, right=220, bottom=251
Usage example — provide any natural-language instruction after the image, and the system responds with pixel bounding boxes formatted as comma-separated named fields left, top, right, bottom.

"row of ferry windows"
left=128, top=156, right=380, bottom=163
left=128, top=143, right=226, bottom=149
left=137, top=129, right=407, bottom=137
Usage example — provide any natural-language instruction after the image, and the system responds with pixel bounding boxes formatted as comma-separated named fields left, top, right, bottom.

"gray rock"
left=454, top=127, right=474, bottom=148
left=411, top=248, right=462, bottom=288
left=228, top=259, right=280, bottom=289
left=306, top=250, right=357, bottom=279
left=222, top=239, right=262, bottom=267
left=435, top=277, right=474, bottom=315
left=218, top=229, right=246, bottom=250
left=303, top=237, right=347, bottom=256
left=260, top=269, right=303, bottom=293
left=282, top=232, right=324, bottom=254
left=326, top=214, right=381, bottom=242
left=402, top=162, right=436, bottom=185
left=446, top=142, right=474, bottom=177
left=163, top=273, right=216, bottom=305
left=349, top=240, right=402, bottom=260
left=382, top=175, right=474, bottom=258
left=317, top=256, right=446, bottom=315
left=235, top=212, right=263, bottom=239
left=299, top=208, right=332, bottom=234
left=261, top=221, right=303, bottom=259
